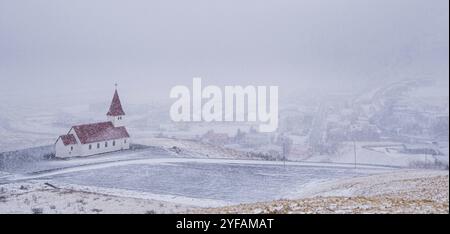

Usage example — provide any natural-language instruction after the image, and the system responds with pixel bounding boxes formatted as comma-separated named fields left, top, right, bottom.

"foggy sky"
left=0, top=0, right=448, bottom=104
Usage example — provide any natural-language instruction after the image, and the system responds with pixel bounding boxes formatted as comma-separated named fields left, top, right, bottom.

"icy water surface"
left=55, top=162, right=376, bottom=204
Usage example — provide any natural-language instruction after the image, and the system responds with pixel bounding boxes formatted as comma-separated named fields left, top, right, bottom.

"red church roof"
left=107, top=89, right=125, bottom=116
left=59, top=134, right=77, bottom=145
left=72, top=121, right=130, bottom=144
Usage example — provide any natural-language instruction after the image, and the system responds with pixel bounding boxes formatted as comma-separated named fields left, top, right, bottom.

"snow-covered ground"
left=0, top=168, right=446, bottom=214
left=0, top=144, right=408, bottom=213
left=198, top=170, right=449, bottom=214
left=0, top=136, right=448, bottom=214
left=0, top=147, right=394, bottom=204
left=0, top=181, right=192, bottom=214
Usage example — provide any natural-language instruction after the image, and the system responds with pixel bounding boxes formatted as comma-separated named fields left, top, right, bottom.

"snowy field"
left=0, top=137, right=446, bottom=213
left=199, top=170, right=449, bottom=214
left=0, top=144, right=394, bottom=209
left=0, top=164, right=445, bottom=214
left=50, top=162, right=390, bottom=205
left=0, top=145, right=394, bottom=208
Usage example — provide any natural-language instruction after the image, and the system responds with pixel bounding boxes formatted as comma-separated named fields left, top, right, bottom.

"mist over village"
left=0, top=0, right=448, bottom=215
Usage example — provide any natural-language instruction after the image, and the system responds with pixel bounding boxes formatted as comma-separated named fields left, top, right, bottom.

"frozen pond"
left=53, top=162, right=381, bottom=204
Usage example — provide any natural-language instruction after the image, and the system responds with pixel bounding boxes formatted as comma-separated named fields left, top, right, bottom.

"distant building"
left=55, top=88, right=130, bottom=158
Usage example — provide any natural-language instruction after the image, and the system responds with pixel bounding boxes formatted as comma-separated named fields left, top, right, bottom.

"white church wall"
left=55, top=139, right=77, bottom=158
left=79, top=137, right=130, bottom=157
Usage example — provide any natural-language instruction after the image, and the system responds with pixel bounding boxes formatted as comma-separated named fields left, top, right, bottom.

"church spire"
left=107, top=85, right=125, bottom=116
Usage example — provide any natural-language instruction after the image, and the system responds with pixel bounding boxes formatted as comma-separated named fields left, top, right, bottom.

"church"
left=55, top=88, right=130, bottom=158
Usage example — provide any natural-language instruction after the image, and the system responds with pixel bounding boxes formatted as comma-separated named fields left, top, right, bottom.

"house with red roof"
left=55, top=88, right=130, bottom=158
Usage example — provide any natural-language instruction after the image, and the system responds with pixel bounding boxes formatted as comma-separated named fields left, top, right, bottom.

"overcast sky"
left=0, top=0, right=448, bottom=104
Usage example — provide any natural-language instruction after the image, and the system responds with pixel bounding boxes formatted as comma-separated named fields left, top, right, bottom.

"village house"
left=55, top=88, right=130, bottom=158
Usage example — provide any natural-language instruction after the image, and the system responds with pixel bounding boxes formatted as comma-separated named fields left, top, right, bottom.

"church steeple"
left=107, top=86, right=125, bottom=116
left=107, top=85, right=126, bottom=127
